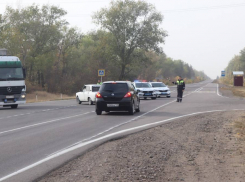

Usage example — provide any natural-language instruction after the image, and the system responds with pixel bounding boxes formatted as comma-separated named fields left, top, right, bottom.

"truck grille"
left=0, top=86, right=24, bottom=95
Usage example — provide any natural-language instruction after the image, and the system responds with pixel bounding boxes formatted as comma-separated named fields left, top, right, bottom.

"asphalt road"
left=1, top=80, right=245, bottom=182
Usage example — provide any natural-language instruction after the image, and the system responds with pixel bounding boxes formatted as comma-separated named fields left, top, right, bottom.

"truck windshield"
left=0, top=68, right=24, bottom=81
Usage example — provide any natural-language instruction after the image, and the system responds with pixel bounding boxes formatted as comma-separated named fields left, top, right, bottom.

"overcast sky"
left=1, top=0, right=245, bottom=78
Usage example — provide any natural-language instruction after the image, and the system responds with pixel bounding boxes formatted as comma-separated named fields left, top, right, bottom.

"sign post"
left=221, top=71, right=225, bottom=77
left=98, top=69, right=105, bottom=83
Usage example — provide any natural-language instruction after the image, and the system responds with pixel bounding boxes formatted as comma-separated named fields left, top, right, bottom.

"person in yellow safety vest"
left=97, top=80, right=102, bottom=85
left=172, top=76, right=185, bottom=102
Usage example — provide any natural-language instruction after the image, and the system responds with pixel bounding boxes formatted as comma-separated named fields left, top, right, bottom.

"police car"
left=149, top=82, right=171, bottom=98
left=133, top=82, right=158, bottom=100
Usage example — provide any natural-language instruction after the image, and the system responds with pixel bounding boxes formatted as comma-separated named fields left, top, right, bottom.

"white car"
left=133, top=82, right=157, bottom=100
left=76, top=84, right=100, bottom=105
left=149, top=82, right=171, bottom=98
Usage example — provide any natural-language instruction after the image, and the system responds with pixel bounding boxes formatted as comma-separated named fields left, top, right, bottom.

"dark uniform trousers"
left=177, top=89, right=183, bottom=102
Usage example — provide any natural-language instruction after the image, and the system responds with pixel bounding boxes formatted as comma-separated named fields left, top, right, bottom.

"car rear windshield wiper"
left=104, top=89, right=113, bottom=92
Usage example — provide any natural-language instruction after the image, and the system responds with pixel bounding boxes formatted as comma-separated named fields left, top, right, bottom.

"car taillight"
left=96, top=92, right=102, bottom=98
left=124, top=92, right=132, bottom=98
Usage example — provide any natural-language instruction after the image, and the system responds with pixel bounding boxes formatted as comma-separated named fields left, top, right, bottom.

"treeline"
left=222, top=47, right=245, bottom=85
left=0, top=1, right=207, bottom=94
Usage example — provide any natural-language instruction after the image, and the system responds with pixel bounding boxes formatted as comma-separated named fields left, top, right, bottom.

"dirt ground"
left=38, top=111, right=245, bottom=182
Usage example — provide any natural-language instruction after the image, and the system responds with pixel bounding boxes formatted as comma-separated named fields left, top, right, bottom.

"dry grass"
left=234, top=116, right=245, bottom=139
left=26, top=91, right=75, bottom=103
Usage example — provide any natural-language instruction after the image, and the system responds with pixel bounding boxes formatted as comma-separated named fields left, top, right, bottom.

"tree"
left=93, top=0, right=167, bottom=80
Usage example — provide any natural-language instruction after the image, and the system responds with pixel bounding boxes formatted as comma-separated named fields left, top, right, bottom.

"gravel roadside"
left=38, top=111, right=245, bottom=182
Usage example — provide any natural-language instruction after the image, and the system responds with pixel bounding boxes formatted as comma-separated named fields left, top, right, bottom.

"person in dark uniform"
left=172, top=76, right=185, bottom=102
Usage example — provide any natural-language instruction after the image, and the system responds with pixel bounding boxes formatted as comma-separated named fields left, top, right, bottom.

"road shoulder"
left=38, top=111, right=245, bottom=182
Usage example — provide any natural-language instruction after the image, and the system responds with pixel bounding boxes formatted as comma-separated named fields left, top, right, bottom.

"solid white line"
left=216, top=84, right=229, bottom=98
left=0, top=83, right=208, bottom=181
left=1, top=108, right=243, bottom=182
left=0, top=112, right=91, bottom=135
left=44, top=85, right=208, bottom=157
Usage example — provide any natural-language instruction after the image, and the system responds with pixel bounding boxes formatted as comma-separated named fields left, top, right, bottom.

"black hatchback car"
left=95, top=81, right=140, bottom=115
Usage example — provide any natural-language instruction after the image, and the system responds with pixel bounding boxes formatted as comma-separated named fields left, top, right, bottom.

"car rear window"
left=92, top=86, right=100, bottom=92
left=100, top=83, right=128, bottom=93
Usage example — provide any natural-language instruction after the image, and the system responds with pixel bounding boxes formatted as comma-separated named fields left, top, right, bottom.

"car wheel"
left=151, top=97, right=156, bottom=100
left=135, top=103, right=140, bottom=112
left=167, top=96, right=171, bottom=98
left=11, top=104, right=18, bottom=109
left=96, top=109, right=102, bottom=115
left=144, top=97, right=147, bottom=100
left=76, top=97, right=82, bottom=104
left=88, top=98, right=93, bottom=105
left=128, top=102, right=135, bottom=115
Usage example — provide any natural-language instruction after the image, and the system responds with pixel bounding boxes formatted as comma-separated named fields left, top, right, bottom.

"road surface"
left=0, top=81, right=244, bottom=182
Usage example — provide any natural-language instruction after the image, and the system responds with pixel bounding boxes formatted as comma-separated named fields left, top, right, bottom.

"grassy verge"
left=234, top=115, right=245, bottom=139
left=26, top=91, right=75, bottom=103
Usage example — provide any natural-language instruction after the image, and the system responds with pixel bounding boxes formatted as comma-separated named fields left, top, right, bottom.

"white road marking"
left=0, top=105, right=76, bottom=120
left=0, top=82, right=211, bottom=181
left=46, top=84, right=210, bottom=158
left=0, top=112, right=91, bottom=135
left=216, top=84, right=229, bottom=98
left=1, top=108, right=243, bottom=182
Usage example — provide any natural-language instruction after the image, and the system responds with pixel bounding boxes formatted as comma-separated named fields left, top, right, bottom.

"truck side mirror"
left=23, top=68, right=26, bottom=79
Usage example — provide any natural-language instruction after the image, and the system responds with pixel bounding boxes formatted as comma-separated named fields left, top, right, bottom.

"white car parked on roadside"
left=76, top=84, right=100, bottom=105
left=149, top=82, right=171, bottom=98
left=133, top=82, right=157, bottom=100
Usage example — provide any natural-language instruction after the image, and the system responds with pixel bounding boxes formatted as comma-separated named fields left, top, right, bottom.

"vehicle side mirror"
left=23, top=68, right=26, bottom=79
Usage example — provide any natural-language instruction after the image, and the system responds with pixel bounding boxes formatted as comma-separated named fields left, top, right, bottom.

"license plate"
left=107, top=104, right=119, bottom=107
left=6, top=95, right=14, bottom=99
left=161, top=92, right=167, bottom=94
left=144, top=93, right=152, bottom=96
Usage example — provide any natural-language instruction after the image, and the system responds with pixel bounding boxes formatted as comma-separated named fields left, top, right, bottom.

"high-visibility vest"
left=176, top=80, right=184, bottom=85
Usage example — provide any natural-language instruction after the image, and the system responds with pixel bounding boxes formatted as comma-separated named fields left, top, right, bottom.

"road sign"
left=98, top=69, right=105, bottom=77
left=221, top=71, right=225, bottom=77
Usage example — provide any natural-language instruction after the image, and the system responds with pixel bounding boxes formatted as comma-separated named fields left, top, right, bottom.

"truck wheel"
left=88, top=98, right=93, bottom=105
left=11, top=104, right=18, bottom=109
left=76, top=97, right=82, bottom=104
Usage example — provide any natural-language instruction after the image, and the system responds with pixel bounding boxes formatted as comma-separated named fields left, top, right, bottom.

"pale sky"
left=1, top=0, right=245, bottom=79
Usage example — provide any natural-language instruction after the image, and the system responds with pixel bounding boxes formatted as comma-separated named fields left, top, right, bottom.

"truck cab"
left=0, top=49, right=26, bottom=108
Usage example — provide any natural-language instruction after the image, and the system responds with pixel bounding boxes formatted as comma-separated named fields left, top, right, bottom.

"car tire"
left=151, top=97, right=156, bottom=100
left=135, top=103, right=140, bottom=112
left=96, top=109, right=102, bottom=115
left=167, top=96, right=171, bottom=98
left=76, top=97, right=82, bottom=104
left=11, top=104, right=18, bottom=109
left=128, top=102, right=135, bottom=115
left=88, top=98, right=93, bottom=105
left=144, top=97, right=147, bottom=100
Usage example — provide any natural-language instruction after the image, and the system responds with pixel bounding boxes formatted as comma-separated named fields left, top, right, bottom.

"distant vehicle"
left=95, top=81, right=140, bottom=115
left=149, top=82, right=171, bottom=98
left=76, top=84, right=101, bottom=105
left=132, top=82, right=157, bottom=100
left=0, top=49, right=26, bottom=109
